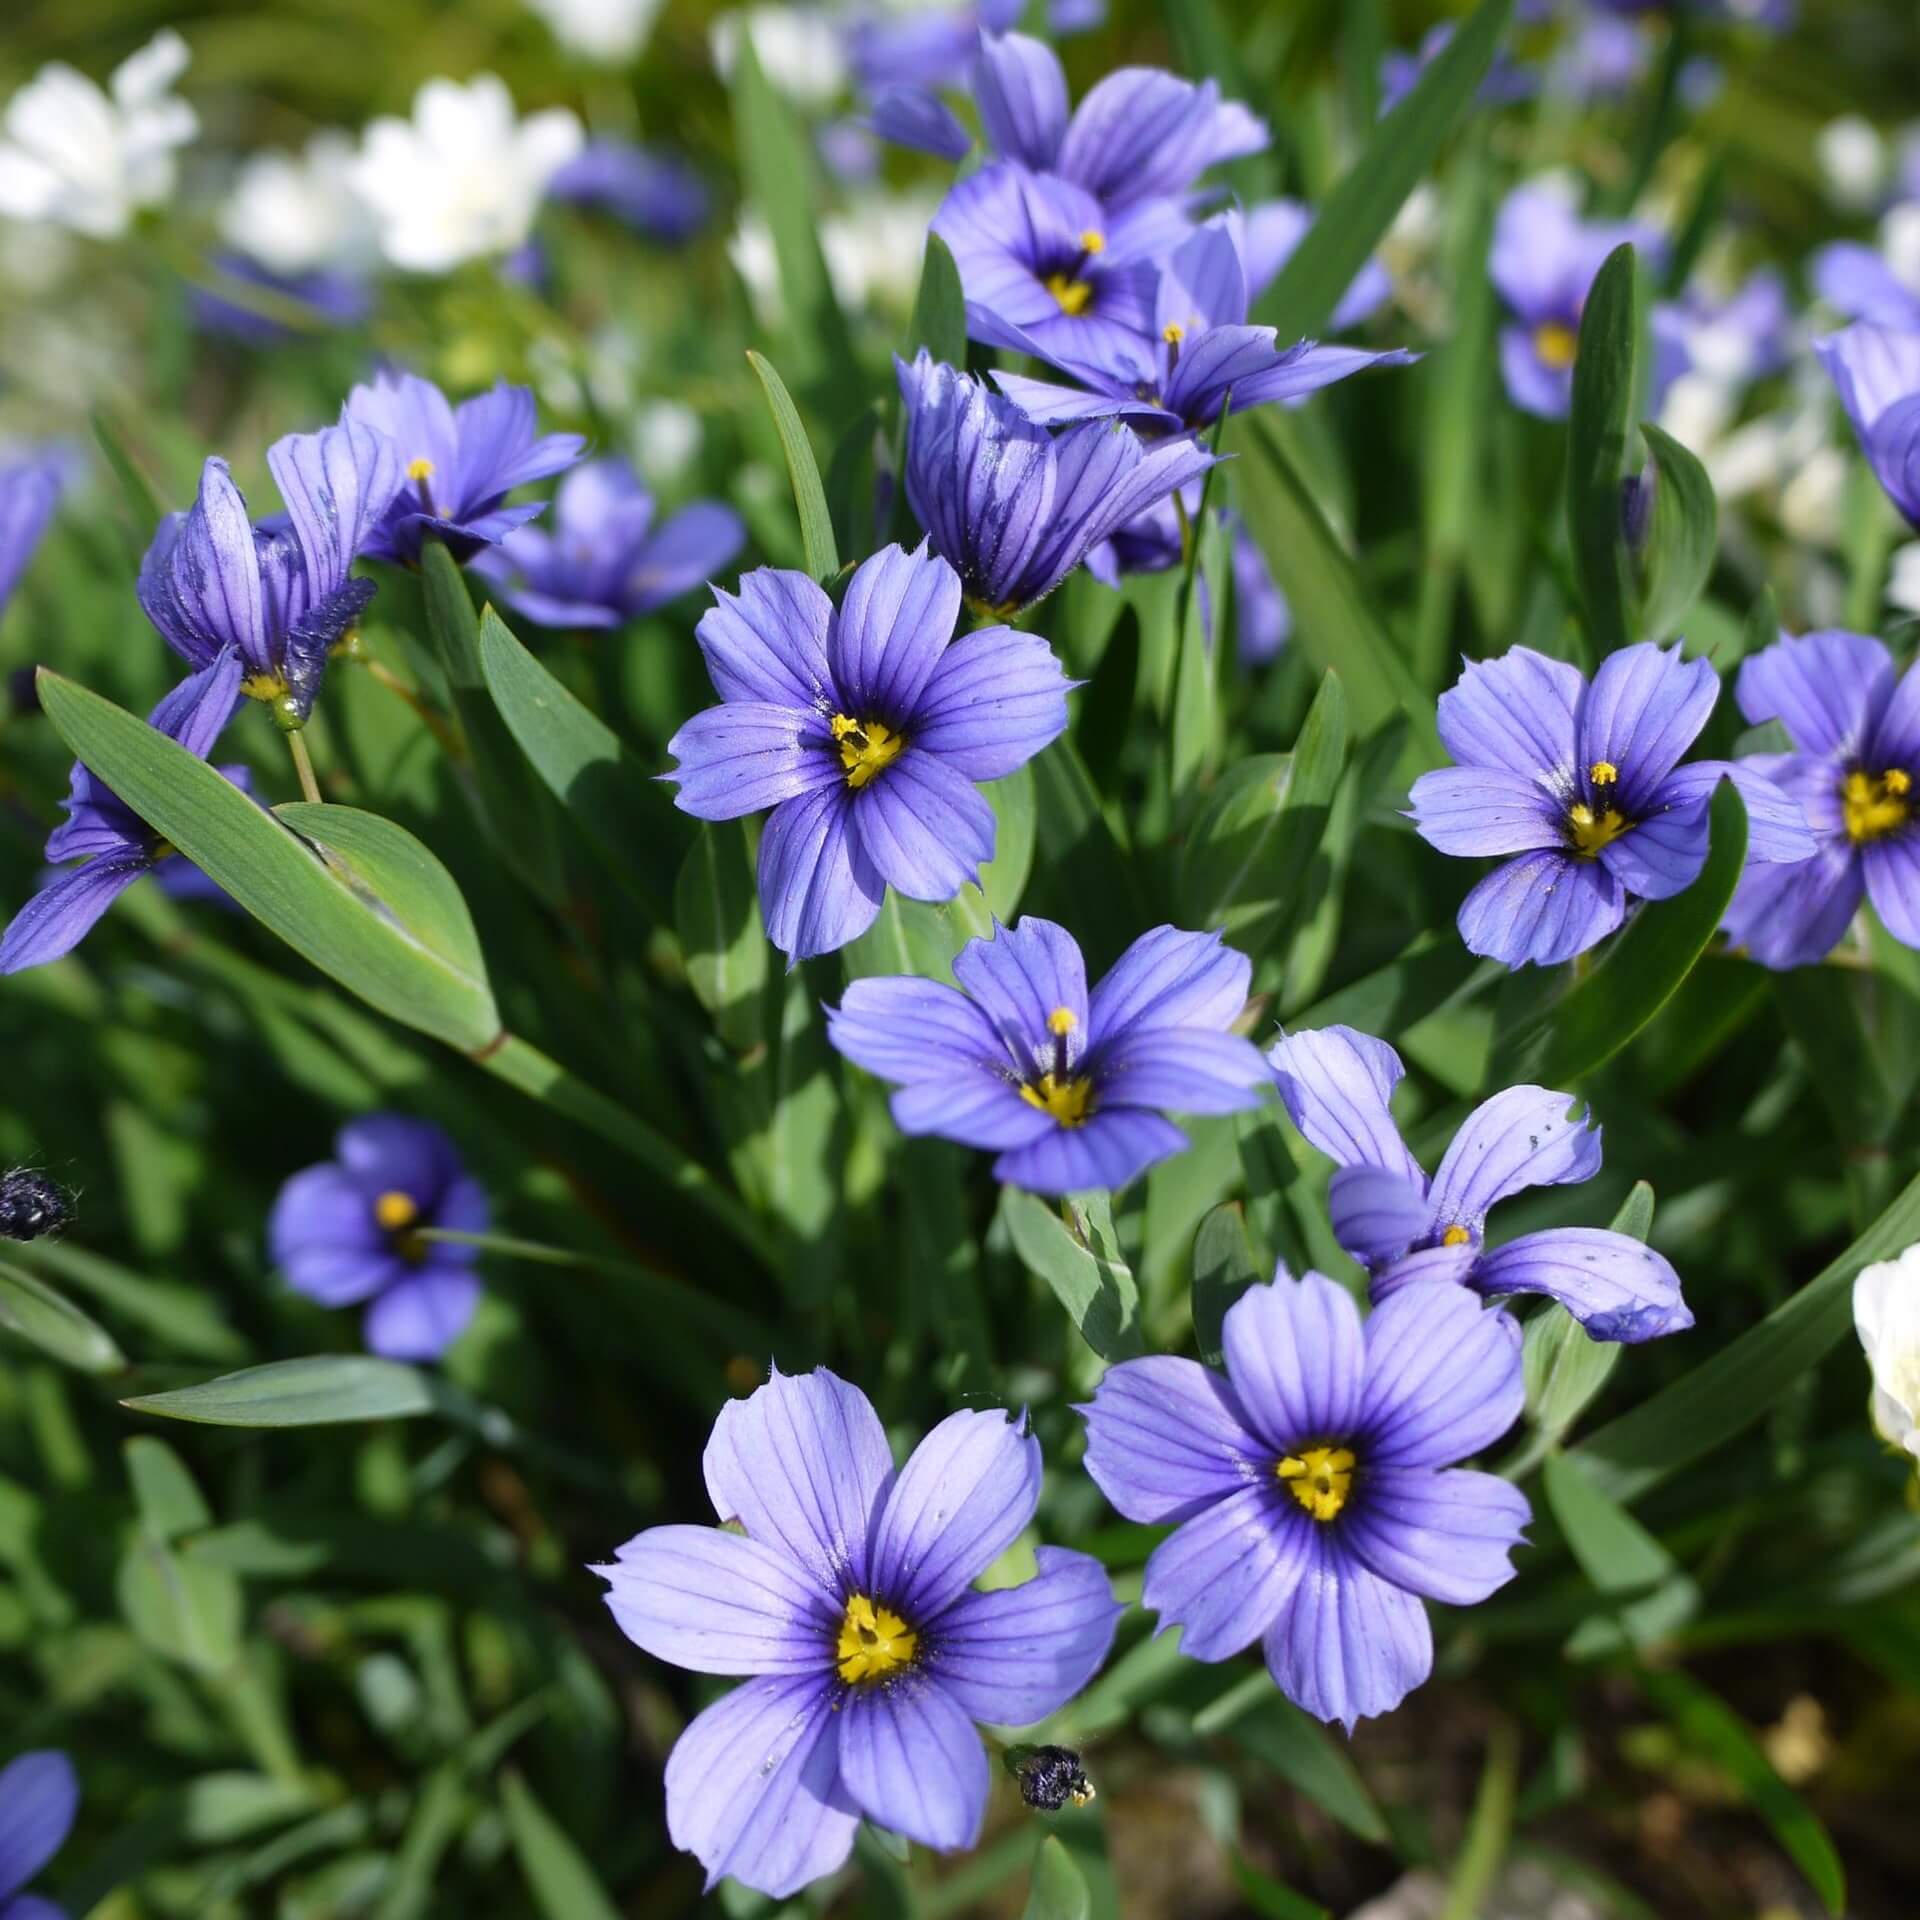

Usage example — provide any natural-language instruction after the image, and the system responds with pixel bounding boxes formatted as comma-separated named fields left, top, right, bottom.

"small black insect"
left=0, top=1170, right=73, bottom=1242
left=1005, top=1744, right=1095, bottom=1813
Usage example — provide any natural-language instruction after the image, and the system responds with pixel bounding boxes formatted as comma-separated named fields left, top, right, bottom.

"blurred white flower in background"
left=349, top=74, right=582, bottom=274
left=711, top=8, right=849, bottom=109
left=221, top=131, right=374, bottom=277
left=1888, top=543, right=1920, bottom=618
left=0, top=29, right=196, bottom=238
left=527, top=0, right=666, bottom=64
left=1855, top=1242, right=1920, bottom=1461
left=634, top=400, right=703, bottom=486
left=730, top=188, right=938, bottom=324
left=1816, top=113, right=1888, bottom=213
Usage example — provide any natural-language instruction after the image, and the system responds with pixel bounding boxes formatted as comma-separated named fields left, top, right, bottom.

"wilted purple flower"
left=1270, top=1024, right=1690, bottom=1340
left=1817, top=322, right=1920, bottom=527
left=1722, top=629, right=1920, bottom=967
left=137, top=418, right=401, bottom=728
left=1408, top=643, right=1813, bottom=968
left=0, top=454, right=62, bottom=618
left=547, top=140, right=710, bottom=244
left=345, top=371, right=585, bottom=567
left=270, top=1114, right=488, bottom=1361
left=597, top=1365, right=1121, bottom=1898
left=190, top=251, right=369, bottom=345
left=829, top=916, right=1269, bottom=1194
left=469, top=457, right=743, bottom=629
left=992, top=216, right=1415, bottom=436
left=0, top=650, right=243, bottom=975
left=666, top=542, right=1070, bottom=960
left=0, top=1749, right=77, bottom=1919
left=1081, top=1270, right=1527, bottom=1730
left=897, top=351, right=1217, bottom=615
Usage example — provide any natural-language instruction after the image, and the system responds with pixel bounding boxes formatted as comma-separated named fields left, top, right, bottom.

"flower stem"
left=286, top=730, right=323, bottom=806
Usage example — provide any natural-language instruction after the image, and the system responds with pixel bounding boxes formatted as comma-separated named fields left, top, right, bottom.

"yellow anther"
left=1567, top=802, right=1630, bottom=857
left=1077, top=228, right=1106, bottom=255
left=374, top=1190, right=419, bottom=1233
left=1888, top=769, right=1913, bottom=796
left=836, top=1594, right=918, bottom=1685
left=1534, top=321, right=1578, bottom=370
left=1021, top=1072, right=1094, bottom=1128
left=1047, top=1006, right=1078, bottom=1036
left=405, top=456, right=436, bottom=482
left=1162, top=322, right=1186, bottom=344
left=1589, top=760, right=1619, bottom=786
left=1277, top=1445, right=1356, bottom=1523
left=1843, top=769, right=1912, bottom=843
left=829, top=713, right=906, bottom=790
left=238, top=669, right=290, bottom=704
left=1045, top=271, right=1094, bottom=316
left=1442, top=1223, right=1471, bottom=1248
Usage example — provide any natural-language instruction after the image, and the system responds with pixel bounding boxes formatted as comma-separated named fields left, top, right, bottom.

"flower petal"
left=1266, top=1024, right=1424, bottom=1184
left=1426, top=1085, right=1601, bottom=1234
left=1056, top=68, right=1267, bottom=207
left=362, top=1267, right=480, bottom=1360
left=1720, top=833, right=1864, bottom=971
left=268, top=1162, right=390, bottom=1308
left=953, top=916, right=1088, bottom=1072
left=1328, top=1164, right=1434, bottom=1270
left=666, top=702, right=840, bottom=821
left=892, top=1072, right=1054, bottom=1152
left=836, top=1674, right=987, bottom=1852
left=1142, top=1482, right=1309, bottom=1660
left=830, top=542, right=962, bottom=722
left=908, top=623, right=1073, bottom=781
left=974, top=30, right=1068, bottom=170
left=0, top=850, right=149, bottom=975
left=1735, top=628, right=1892, bottom=758
left=1087, top=925, right=1250, bottom=1044
left=1475, top=1227, right=1692, bottom=1343
left=756, top=785, right=885, bottom=961
left=1220, top=1267, right=1367, bottom=1453
left=828, top=974, right=1010, bottom=1082
left=1079, top=1353, right=1268, bottom=1523
left=697, top=567, right=838, bottom=711
left=1575, top=642, right=1719, bottom=809
left=629, top=502, right=746, bottom=614
left=1435, top=646, right=1581, bottom=780
left=1864, top=834, right=1920, bottom=946
left=334, top=1112, right=462, bottom=1203
left=0, top=1751, right=77, bottom=1903
left=1456, top=848, right=1625, bottom=969
left=1341, top=1467, right=1530, bottom=1605
left=992, top=1106, right=1187, bottom=1194
left=850, top=749, right=995, bottom=902
left=138, top=458, right=269, bottom=674
left=1408, top=764, right=1564, bottom=857
left=151, top=646, right=245, bottom=760
left=267, top=416, right=403, bottom=605
left=1093, top=1028, right=1270, bottom=1117
left=1359, top=1282, right=1524, bottom=1469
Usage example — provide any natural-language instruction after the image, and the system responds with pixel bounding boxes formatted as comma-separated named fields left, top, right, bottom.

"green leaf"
left=1521, top=1183, right=1649, bottom=1444
left=675, top=823, right=768, bottom=1050
left=1204, top=1685, right=1390, bottom=1846
left=501, top=1772, right=623, bottom=1920
left=1027, top=735, right=1144, bottom=975
left=1002, top=1189, right=1144, bottom=1363
left=91, top=405, right=165, bottom=552
left=38, top=672, right=502, bottom=1052
left=10, top=1239, right=247, bottom=1363
left=1565, top=243, right=1641, bottom=662
left=122, top=1356, right=439, bottom=1427
left=1024, top=1837, right=1091, bottom=1920
left=1635, top=421, right=1718, bottom=643
left=902, top=230, right=966, bottom=376
left=1230, top=1856, right=1331, bottom=1920
left=1169, top=509, right=1226, bottom=799
left=981, top=764, right=1038, bottom=921
left=0, top=1257, right=125, bottom=1374
left=1440, top=1726, right=1519, bottom=1920
left=1542, top=1452, right=1698, bottom=1653
left=1257, top=0, right=1513, bottom=338
left=118, top=1528, right=244, bottom=1675
left=126, top=1436, right=213, bottom=1539
left=1488, top=780, right=1746, bottom=1086
left=1191, top=1202, right=1260, bottom=1369
left=747, top=350, right=840, bottom=583
left=1634, top=1668, right=1845, bottom=1916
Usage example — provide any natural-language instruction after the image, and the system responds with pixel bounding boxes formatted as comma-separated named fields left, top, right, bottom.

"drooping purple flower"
left=991, top=216, right=1415, bottom=437
left=597, top=1365, right=1121, bottom=1898
left=0, top=455, right=64, bottom=618
left=666, top=542, right=1071, bottom=961
left=137, top=417, right=402, bottom=727
left=270, top=1114, right=488, bottom=1361
left=0, top=650, right=243, bottom=976
left=1817, top=322, right=1920, bottom=528
left=829, top=916, right=1270, bottom=1194
left=1721, top=629, right=1920, bottom=967
left=190, top=251, right=370, bottom=346
left=1407, top=643, right=1814, bottom=968
left=1269, top=1024, right=1691, bottom=1341
left=546, top=140, right=710, bottom=244
left=1081, top=1270, right=1528, bottom=1730
left=468, top=457, right=744, bottom=629
left=0, top=1749, right=78, bottom=1920
left=896, top=350, right=1217, bottom=615
left=344, top=371, right=586, bottom=567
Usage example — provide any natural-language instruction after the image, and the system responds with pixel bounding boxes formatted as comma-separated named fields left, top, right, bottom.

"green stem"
left=286, top=729, right=323, bottom=806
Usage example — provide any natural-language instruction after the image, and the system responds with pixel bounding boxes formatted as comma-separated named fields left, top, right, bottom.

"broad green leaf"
left=1257, top=0, right=1514, bottom=340
left=1440, top=1726, right=1518, bottom=1920
left=1542, top=1452, right=1698, bottom=1653
left=902, top=231, right=965, bottom=378
left=91, top=404, right=165, bottom=554
left=126, top=1436, right=213, bottom=1539
left=1634, top=1668, right=1845, bottom=1916
left=1635, top=422, right=1718, bottom=643
left=0, top=1257, right=125, bottom=1374
left=118, top=1528, right=244, bottom=1675
left=842, top=888, right=970, bottom=985
left=675, top=823, right=768, bottom=1050
left=1002, top=1189, right=1144, bottom=1363
left=981, top=764, right=1038, bottom=921
left=1286, top=929, right=1493, bottom=1037
left=1024, top=1837, right=1091, bottom=1920
left=1206, top=1686, right=1390, bottom=1846
left=1488, top=780, right=1746, bottom=1087
left=502, top=1772, right=623, bottom=1920
left=1565, top=244, right=1640, bottom=662
left=122, top=1356, right=439, bottom=1427
left=1027, top=735, right=1144, bottom=975
left=1772, top=962, right=1913, bottom=1149
left=10, top=1239, right=247, bottom=1363
left=1074, top=608, right=1140, bottom=795
left=1191, top=1202, right=1260, bottom=1368
left=1521, top=1183, right=1650, bottom=1444
left=1231, top=1856, right=1331, bottom=1920
left=747, top=349, right=840, bottom=583
left=38, top=672, right=501, bottom=1051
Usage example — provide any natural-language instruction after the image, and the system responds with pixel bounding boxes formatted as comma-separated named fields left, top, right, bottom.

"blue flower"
left=190, top=251, right=369, bottom=345
left=0, top=454, right=63, bottom=620
left=0, top=1749, right=78, bottom=1920
left=546, top=140, right=710, bottom=244
left=1817, top=321, right=1920, bottom=528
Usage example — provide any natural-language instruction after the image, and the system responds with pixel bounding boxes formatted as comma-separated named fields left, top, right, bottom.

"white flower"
left=526, top=0, right=665, bottom=63
left=349, top=74, right=583, bottom=274
left=711, top=8, right=849, bottom=110
left=1816, top=114, right=1887, bottom=214
left=1880, top=201, right=1920, bottom=300
left=1888, top=543, right=1920, bottom=619
left=0, top=29, right=196, bottom=238
left=730, top=188, right=938, bottom=324
left=634, top=400, right=703, bottom=485
left=220, top=131, right=374, bottom=277
left=1854, top=1242, right=1920, bottom=1460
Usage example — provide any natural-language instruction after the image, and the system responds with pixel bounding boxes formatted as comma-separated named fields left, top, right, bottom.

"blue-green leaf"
left=1565, top=243, right=1640, bottom=662
left=747, top=349, right=840, bottom=582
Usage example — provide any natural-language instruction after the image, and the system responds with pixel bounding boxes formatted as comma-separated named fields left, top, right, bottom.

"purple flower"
left=546, top=140, right=710, bottom=244
left=0, top=1749, right=77, bottom=1920
left=137, top=418, right=402, bottom=728
left=0, top=455, right=63, bottom=618
left=1081, top=1270, right=1527, bottom=1730
left=829, top=916, right=1270, bottom=1194
left=596, top=1365, right=1121, bottom=1898
left=270, top=1114, right=488, bottom=1361
left=1380, top=23, right=1538, bottom=115
left=1722, top=630, right=1920, bottom=968
left=1672, top=267, right=1793, bottom=387
left=866, top=86, right=972, bottom=163
left=1269, top=1024, right=1691, bottom=1341
left=190, top=251, right=370, bottom=345
left=1240, top=199, right=1394, bottom=332
left=0, top=651, right=243, bottom=975
left=1407, top=643, right=1814, bottom=968
left=1817, top=322, right=1920, bottom=528
left=991, top=216, right=1415, bottom=437
left=344, top=372, right=586, bottom=567
left=1813, top=242, right=1920, bottom=333
left=1489, top=185, right=1670, bottom=418
left=896, top=351, right=1217, bottom=615
left=1230, top=514, right=1290, bottom=667
left=665, top=542, right=1071, bottom=961
left=468, top=457, right=744, bottom=629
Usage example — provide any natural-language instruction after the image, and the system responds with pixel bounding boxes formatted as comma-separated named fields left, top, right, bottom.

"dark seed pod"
left=0, top=1170, right=73, bottom=1242
left=1005, top=1744, right=1094, bottom=1813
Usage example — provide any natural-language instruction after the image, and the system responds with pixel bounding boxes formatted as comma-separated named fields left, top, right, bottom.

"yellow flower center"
left=1589, top=760, right=1619, bottom=786
left=836, top=1593, right=918, bottom=1685
left=405, top=457, right=436, bottom=483
left=1047, top=1006, right=1078, bottom=1037
left=1534, top=321, right=1579, bottom=370
left=1077, top=229, right=1106, bottom=256
left=1277, top=1445, right=1356, bottom=1523
left=374, top=1191, right=419, bottom=1233
left=1162, top=322, right=1186, bottom=344
left=1567, top=802, right=1630, bottom=857
left=1021, top=1072, right=1095, bottom=1127
left=239, top=669, right=290, bottom=704
left=830, top=714, right=906, bottom=790
left=1442, top=1223, right=1472, bottom=1248
left=1843, top=768, right=1912, bottom=843
left=1045, top=271, right=1094, bottom=316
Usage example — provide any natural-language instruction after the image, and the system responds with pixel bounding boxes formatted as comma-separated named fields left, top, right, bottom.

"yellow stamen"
left=1567, top=802, right=1630, bottom=856
left=374, top=1190, right=419, bottom=1233
left=1534, top=321, right=1578, bottom=370
left=1277, top=1445, right=1356, bottom=1523
left=1442, top=1223, right=1471, bottom=1248
left=238, top=669, right=289, bottom=704
left=1589, top=760, right=1619, bottom=786
left=1021, top=1072, right=1094, bottom=1128
left=1077, top=228, right=1106, bottom=255
left=1843, top=769, right=1912, bottom=843
left=1047, top=1006, right=1078, bottom=1036
left=836, top=1594, right=918, bottom=1685
left=830, top=713, right=906, bottom=790
left=1045, top=271, right=1094, bottom=316
left=1889, top=769, right=1913, bottom=795
left=405, top=457, right=436, bottom=483
left=1162, top=322, right=1186, bottom=344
